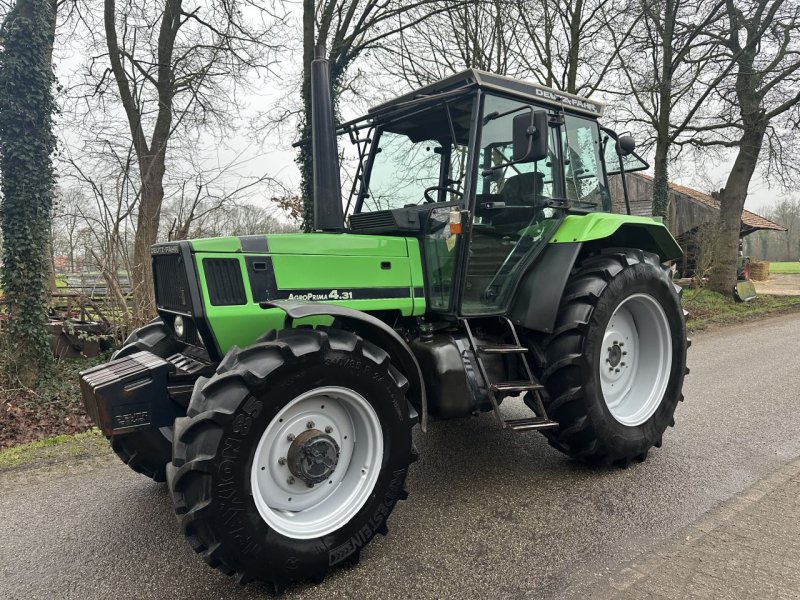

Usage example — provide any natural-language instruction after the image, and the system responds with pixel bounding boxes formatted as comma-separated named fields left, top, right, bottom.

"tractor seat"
left=492, top=172, right=545, bottom=228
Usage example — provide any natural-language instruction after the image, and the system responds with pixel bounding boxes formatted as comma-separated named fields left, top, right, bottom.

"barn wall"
left=608, top=175, right=653, bottom=218
left=608, top=174, right=716, bottom=237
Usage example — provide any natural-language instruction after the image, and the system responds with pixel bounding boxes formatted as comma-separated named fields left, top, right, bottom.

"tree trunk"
left=651, top=141, right=670, bottom=222
left=565, top=0, right=583, bottom=94
left=651, top=0, right=675, bottom=224
left=131, top=155, right=166, bottom=322
left=0, top=0, right=58, bottom=385
left=708, top=128, right=765, bottom=294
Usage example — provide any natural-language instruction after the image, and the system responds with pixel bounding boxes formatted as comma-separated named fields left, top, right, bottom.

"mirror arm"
left=618, top=153, right=632, bottom=216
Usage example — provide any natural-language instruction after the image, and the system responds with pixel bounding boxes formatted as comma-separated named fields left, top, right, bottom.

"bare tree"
left=380, top=0, right=634, bottom=95
left=700, top=0, right=800, bottom=294
left=768, top=197, right=800, bottom=260
left=379, top=0, right=521, bottom=85
left=87, top=0, right=284, bottom=321
left=51, top=188, right=88, bottom=272
left=513, top=0, right=635, bottom=96
left=59, top=146, right=140, bottom=329
left=295, top=0, right=466, bottom=231
left=162, top=149, right=294, bottom=241
left=613, top=0, right=729, bottom=221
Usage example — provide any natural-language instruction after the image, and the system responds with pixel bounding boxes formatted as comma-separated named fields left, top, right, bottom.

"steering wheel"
left=424, top=186, right=463, bottom=204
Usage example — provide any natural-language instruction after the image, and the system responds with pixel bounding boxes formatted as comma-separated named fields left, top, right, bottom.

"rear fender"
left=511, top=218, right=683, bottom=335
left=261, top=300, right=427, bottom=431
left=551, top=214, right=683, bottom=261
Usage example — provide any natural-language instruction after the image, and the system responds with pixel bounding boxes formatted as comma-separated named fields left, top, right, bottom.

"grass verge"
left=768, top=262, right=800, bottom=274
left=0, top=428, right=109, bottom=472
left=683, top=289, right=800, bottom=331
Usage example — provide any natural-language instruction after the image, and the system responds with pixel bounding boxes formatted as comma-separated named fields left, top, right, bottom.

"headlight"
left=174, top=316, right=185, bottom=339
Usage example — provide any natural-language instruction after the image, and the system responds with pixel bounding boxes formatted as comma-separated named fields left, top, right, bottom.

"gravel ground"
left=754, top=273, right=800, bottom=295
left=2, top=312, right=800, bottom=599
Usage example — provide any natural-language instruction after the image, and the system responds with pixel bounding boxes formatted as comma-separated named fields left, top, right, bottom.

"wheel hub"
left=287, top=429, right=340, bottom=485
left=607, top=342, right=623, bottom=368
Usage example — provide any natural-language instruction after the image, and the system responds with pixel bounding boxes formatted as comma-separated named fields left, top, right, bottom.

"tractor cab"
left=343, top=70, right=648, bottom=316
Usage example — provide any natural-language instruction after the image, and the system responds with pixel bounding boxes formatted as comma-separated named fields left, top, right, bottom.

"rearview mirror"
left=616, top=135, right=636, bottom=156
left=512, top=110, right=548, bottom=163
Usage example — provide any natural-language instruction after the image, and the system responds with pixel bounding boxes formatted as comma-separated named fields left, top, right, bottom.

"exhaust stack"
left=311, top=45, right=344, bottom=231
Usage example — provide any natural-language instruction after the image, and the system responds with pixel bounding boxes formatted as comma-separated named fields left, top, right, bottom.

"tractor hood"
left=186, top=233, right=410, bottom=257
left=149, top=232, right=425, bottom=355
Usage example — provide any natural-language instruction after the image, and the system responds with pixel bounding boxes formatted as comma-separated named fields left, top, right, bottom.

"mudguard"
left=511, top=215, right=684, bottom=335
left=261, top=300, right=428, bottom=431
left=509, top=242, right=582, bottom=334
left=551, top=214, right=683, bottom=261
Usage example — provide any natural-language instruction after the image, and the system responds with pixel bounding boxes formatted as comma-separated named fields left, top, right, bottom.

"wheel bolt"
left=619, top=342, right=625, bottom=347
left=615, top=368, right=620, bottom=373
left=287, top=476, right=295, bottom=485
left=306, top=482, right=314, bottom=488
left=621, top=362, right=626, bottom=367
left=287, top=433, right=295, bottom=442
left=306, top=421, right=315, bottom=429
left=278, top=457, right=286, bottom=466
left=325, top=426, right=333, bottom=434
left=622, top=351, right=627, bottom=356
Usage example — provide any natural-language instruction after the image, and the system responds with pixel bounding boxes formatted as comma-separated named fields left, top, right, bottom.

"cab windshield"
left=357, top=96, right=474, bottom=212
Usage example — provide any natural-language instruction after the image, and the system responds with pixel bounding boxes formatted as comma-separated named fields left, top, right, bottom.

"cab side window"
left=563, top=115, right=611, bottom=211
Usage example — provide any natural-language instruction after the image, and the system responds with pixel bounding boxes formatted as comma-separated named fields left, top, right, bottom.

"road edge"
left=578, top=455, right=800, bottom=598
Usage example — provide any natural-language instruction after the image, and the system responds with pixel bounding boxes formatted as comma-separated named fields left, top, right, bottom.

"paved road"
left=3, top=313, right=800, bottom=599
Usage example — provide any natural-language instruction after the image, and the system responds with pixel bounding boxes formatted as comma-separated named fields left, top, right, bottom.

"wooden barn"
left=609, top=173, right=785, bottom=275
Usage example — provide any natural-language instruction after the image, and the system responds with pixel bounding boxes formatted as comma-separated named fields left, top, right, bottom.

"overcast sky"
left=51, top=5, right=788, bottom=221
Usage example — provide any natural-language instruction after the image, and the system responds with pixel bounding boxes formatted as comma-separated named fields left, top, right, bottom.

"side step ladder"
left=462, top=317, right=558, bottom=433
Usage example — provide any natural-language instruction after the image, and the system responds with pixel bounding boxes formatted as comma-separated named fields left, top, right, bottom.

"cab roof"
left=369, top=69, right=605, bottom=119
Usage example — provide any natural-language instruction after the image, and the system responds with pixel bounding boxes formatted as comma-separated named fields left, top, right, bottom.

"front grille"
left=203, top=258, right=247, bottom=306
left=349, top=210, right=396, bottom=231
left=153, top=254, right=191, bottom=313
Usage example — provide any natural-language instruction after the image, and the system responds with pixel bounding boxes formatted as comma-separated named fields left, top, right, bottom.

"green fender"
left=550, top=213, right=683, bottom=261
left=262, top=300, right=428, bottom=431
left=510, top=213, right=682, bottom=334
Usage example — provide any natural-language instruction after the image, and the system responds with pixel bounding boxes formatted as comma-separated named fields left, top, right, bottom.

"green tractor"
left=80, top=47, right=688, bottom=592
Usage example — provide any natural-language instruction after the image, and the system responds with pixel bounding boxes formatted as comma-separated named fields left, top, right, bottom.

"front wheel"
left=167, top=328, right=416, bottom=591
left=531, top=249, right=688, bottom=466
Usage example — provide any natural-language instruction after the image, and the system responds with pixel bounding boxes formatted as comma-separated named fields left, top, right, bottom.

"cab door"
left=461, top=94, right=564, bottom=315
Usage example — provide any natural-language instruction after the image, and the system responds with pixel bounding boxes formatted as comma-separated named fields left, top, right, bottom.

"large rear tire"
left=167, top=327, right=416, bottom=592
left=530, top=249, right=688, bottom=466
left=109, top=319, right=178, bottom=482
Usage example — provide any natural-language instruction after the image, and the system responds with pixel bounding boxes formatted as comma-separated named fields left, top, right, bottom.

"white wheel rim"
left=599, top=293, right=673, bottom=427
left=250, top=386, right=383, bottom=540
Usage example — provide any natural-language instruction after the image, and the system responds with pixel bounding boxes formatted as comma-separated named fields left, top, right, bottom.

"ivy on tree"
left=0, top=0, right=58, bottom=384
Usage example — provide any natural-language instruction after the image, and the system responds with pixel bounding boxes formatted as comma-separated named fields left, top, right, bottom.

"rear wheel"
left=531, top=249, right=688, bottom=466
left=167, top=328, right=416, bottom=591
left=109, top=319, right=178, bottom=481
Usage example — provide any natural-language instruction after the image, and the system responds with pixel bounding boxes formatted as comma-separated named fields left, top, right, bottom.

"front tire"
left=532, top=249, right=688, bottom=466
left=167, top=328, right=416, bottom=591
